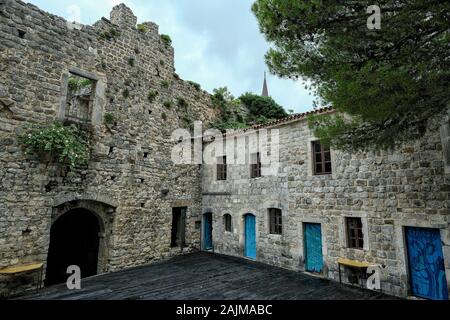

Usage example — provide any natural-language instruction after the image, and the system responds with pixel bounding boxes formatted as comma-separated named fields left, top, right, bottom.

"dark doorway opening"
left=171, top=207, right=186, bottom=248
left=45, top=208, right=100, bottom=286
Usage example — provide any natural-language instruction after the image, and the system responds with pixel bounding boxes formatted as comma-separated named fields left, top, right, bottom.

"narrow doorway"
left=171, top=207, right=186, bottom=248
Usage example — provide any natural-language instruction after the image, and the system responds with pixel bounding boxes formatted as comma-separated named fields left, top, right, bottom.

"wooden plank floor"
left=19, top=252, right=397, bottom=300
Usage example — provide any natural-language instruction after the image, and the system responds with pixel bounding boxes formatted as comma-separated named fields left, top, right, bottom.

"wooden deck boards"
left=19, top=252, right=397, bottom=300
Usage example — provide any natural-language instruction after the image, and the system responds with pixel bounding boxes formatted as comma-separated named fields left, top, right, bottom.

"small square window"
left=18, top=29, right=26, bottom=39
left=65, top=73, right=96, bottom=124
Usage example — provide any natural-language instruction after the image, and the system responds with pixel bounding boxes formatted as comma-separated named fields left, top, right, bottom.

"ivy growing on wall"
left=18, top=122, right=90, bottom=170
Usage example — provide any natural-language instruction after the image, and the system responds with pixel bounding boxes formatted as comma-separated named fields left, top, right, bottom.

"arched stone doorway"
left=45, top=199, right=115, bottom=286
left=45, top=208, right=100, bottom=286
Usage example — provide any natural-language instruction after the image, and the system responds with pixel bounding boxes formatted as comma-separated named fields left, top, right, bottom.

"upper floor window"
left=217, top=156, right=227, bottom=181
left=250, top=152, right=261, bottom=178
left=223, top=214, right=232, bottom=232
left=65, top=73, right=97, bottom=124
left=312, top=141, right=332, bottom=175
left=269, top=208, right=282, bottom=235
left=346, top=217, right=364, bottom=249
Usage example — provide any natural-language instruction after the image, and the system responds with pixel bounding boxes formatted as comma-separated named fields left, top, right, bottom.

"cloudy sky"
left=26, top=0, right=316, bottom=113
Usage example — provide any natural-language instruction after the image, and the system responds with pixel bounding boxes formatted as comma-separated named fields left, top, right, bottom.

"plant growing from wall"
left=68, top=78, right=92, bottom=91
left=122, top=89, right=130, bottom=98
left=128, top=57, right=135, bottom=67
left=176, top=97, right=188, bottom=109
left=137, top=23, right=149, bottom=33
left=187, top=81, right=201, bottom=91
left=163, top=101, right=173, bottom=109
left=99, top=28, right=121, bottom=41
left=18, top=121, right=89, bottom=170
left=104, top=113, right=115, bottom=125
left=161, top=80, right=170, bottom=89
left=160, top=34, right=172, bottom=47
left=148, top=90, right=158, bottom=103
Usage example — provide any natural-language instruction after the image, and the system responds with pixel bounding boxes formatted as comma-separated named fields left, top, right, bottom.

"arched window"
left=223, top=214, right=232, bottom=232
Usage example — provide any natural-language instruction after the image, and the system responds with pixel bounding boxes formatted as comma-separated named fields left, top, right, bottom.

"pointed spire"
left=261, top=71, right=269, bottom=97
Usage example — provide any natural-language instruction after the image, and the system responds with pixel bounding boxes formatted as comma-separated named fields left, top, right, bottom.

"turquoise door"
left=244, top=214, right=256, bottom=259
left=406, top=227, right=448, bottom=300
left=304, top=223, right=323, bottom=273
left=203, top=213, right=213, bottom=250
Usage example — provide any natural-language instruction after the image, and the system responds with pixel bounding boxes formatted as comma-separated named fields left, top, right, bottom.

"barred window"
left=269, top=208, right=282, bottom=235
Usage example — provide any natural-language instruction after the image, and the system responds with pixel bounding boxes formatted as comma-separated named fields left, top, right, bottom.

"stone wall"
left=0, top=0, right=219, bottom=296
left=202, top=109, right=450, bottom=299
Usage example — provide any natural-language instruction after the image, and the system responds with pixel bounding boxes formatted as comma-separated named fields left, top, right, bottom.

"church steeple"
left=261, top=72, right=269, bottom=97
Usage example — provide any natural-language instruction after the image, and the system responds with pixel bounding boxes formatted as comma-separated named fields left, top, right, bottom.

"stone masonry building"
left=1, top=0, right=449, bottom=300
left=0, top=0, right=219, bottom=295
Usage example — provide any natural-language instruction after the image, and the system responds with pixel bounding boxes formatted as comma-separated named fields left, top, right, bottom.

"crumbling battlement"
left=0, top=0, right=219, bottom=296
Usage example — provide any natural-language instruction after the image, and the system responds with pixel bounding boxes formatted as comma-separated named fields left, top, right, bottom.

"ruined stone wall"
left=0, top=0, right=219, bottom=295
left=203, top=110, right=450, bottom=299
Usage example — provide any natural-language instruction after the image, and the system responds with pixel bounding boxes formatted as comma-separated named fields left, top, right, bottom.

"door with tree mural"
left=406, top=227, right=448, bottom=300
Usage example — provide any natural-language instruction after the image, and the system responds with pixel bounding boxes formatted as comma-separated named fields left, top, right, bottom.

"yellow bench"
left=0, top=262, right=44, bottom=294
left=337, top=258, right=375, bottom=289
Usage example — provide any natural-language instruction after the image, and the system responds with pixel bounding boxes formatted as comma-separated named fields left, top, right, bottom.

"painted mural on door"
left=406, top=227, right=448, bottom=300
left=304, top=223, right=323, bottom=273
left=244, top=214, right=256, bottom=259
left=203, top=213, right=213, bottom=250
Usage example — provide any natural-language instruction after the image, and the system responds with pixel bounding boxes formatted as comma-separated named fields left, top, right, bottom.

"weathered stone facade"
left=202, top=109, right=450, bottom=299
left=1, top=0, right=449, bottom=301
left=0, top=0, right=218, bottom=295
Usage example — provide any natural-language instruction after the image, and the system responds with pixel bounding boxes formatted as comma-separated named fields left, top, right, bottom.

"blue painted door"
left=244, top=214, right=256, bottom=259
left=304, top=223, right=323, bottom=273
left=203, top=213, right=213, bottom=250
left=406, top=227, right=448, bottom=300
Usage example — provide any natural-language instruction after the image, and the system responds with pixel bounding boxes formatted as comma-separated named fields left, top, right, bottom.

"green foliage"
left=128, top=57, right=135, bottom=67
left=239, top=92, right=287, bottom=121
left=148, top=90, right=158, bottom=103
left=161, top=80, right=170, bottom=89
left=137, top=23, right=148, bottom=33
left=176, top=97, right=188, bottom=109
left=18, top=122, right=89, bottom=170
left=210, top=87, right=288, bottom=131
left=161, top=112, right=167, bottom=121
left=211, top=120, right=249, bottom=131
left=163, top=100, right=173, bottom=109
left=68, top=78, right=92, bottom=91
left=160, top=34, right=172, bottom=47
left=159, top=59, right=165, bottom=66
left=122, top=89, right=130, bottom=98
left=252, top=0, right=450, bottom=150
left=99, top=28, right=120, bottom=41
left=104, top=113, right=115, bottom=125
left=187, top=81, right=201, bottom=91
